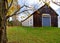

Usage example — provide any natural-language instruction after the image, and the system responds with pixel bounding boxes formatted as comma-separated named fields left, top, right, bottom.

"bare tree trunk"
left=1, top=18, right=7, bottom=43
left=0, top=0, right=7, bottom=43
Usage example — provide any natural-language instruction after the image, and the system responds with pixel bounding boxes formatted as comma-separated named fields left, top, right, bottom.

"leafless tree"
left=51, top=0, right=60, bottom=6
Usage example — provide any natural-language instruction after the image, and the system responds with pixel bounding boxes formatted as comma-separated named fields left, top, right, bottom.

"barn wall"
left=33, top=13, right=42, bottom=27
left=22, top=15, right=33, bottom=26
left=33, top=4, right=58, bottom=27
left=58, top=16, right=60, bottom=27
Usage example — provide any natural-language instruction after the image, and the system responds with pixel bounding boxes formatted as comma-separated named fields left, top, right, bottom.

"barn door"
left=42, top=14, right=51, bottom=26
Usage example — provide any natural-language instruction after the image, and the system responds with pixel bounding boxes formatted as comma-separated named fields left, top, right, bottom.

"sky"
left=10, top=0, right=60, bottom=21
left=18, top=0, right=60, bottom=10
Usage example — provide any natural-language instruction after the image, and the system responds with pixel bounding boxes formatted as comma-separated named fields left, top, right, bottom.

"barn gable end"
left=22, top=4, right=58, bottom=27
left=33, top=4, right=58, bottom=27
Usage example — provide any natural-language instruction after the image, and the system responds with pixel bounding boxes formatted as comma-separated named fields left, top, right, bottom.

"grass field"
left=7, top=26, right=60, bottom=43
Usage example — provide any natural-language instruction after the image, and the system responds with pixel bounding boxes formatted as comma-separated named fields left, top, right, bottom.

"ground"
left=7, top=26, right=60, bottom=43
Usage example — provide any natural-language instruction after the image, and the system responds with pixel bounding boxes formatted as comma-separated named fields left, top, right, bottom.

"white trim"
left=42, top=14, right=51, bottom=26
left=58, top=16, right=60, bottom=28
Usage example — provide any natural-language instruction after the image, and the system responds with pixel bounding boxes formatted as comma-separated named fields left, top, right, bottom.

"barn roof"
left=33, top=2, right=60, bottom=16
left=21, top=2, right=60, bottom=22
left=37, top=3, right=58, bottom=16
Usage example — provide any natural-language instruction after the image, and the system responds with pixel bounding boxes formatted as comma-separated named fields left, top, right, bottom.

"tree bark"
left=1, top=18, right=7, bottom=43
left=0, top=0, right=7, bottom=43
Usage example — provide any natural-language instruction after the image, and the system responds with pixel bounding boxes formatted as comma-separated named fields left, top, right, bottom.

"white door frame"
left=42, top=14, right=51, bottom=26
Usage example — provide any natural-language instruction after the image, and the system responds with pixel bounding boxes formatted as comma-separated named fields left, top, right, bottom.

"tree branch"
left=6, top=8, right=31, bottom=19
left=5, top=0, right=13, bottom=15
left=52, top=2, right=60, bottom=6
left=6, top=7, right=20, bottom=19
left=20, top=4, right=32, bottom=10
left=6, top=3, right=32, bottom=18
left=7, top=0, right=13, bottom=10
left=5, top=0, right=8, bottom=8
left=42, top=0, right=46, bottom=3
left=51, top=0, right=60, bottom=6
left=17, top=10, right=29, bottom=14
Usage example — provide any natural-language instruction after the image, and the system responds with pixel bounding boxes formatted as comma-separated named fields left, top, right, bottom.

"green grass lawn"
left=7, top=26, right=60, bottom=43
